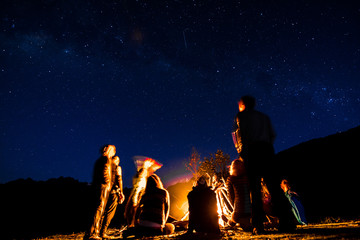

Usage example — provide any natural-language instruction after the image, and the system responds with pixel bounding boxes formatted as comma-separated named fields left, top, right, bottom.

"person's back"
left=92, top=156, right=111, bottom=187
left=226, top=160, right=252, bottom=231
left=236, top=109, right=276, bottom=146
left=227, top=175, right=251, bottom=218
left=138, top=187, right=168, bottom=227
left=131, top=174, right=174, bottom=237
left=187, top=177, right=219, bottom=234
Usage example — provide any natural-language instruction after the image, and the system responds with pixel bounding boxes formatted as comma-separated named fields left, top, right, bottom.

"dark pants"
left=89, top=185, right=119, bottom=237
left=100, top=191, right=119, bottom=233
left=241, top=142, right=294, bottom=229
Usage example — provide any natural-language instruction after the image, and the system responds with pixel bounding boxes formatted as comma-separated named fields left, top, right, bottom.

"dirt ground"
left=36, top=220, right=360, bottom=240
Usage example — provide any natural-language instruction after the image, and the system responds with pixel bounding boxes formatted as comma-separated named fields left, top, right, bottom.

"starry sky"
left=1, top=0, right=359, bottom=187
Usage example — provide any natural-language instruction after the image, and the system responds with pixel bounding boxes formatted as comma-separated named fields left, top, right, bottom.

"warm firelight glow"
left=214, top=179, right=233, bottom=227
left=166, top=175, right=234, bottom=228
left=216, top=193, right=225, bottom=227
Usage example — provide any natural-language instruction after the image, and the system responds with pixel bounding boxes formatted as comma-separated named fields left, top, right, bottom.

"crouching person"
left=123, top=174, right=175, bottom=238
left=187, top=176, right=220, bottom=234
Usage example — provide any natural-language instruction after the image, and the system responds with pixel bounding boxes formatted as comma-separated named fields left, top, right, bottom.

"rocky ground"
left=36, top=220, right=360, bottom=240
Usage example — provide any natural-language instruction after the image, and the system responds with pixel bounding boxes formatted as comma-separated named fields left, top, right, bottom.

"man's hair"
left=195, top=175, right=209, bottom=187
left=146, top=174, right=164, bottom=192
left=230, top=159, right=245, bottom=176
left=100, top=144, right=116, bottom=154
left=240, top=95, right=256, bottom=110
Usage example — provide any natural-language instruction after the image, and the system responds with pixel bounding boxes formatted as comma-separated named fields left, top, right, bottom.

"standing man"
left=87, top=145, right=125, bottom=240
left=233, top=96, right=294, bottom=233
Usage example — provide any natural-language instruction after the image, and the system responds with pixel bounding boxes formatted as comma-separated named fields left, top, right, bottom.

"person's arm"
left=115, top=166, right=125, bottom=204
left=186, top=193, right=194, bottom=234
left=232, top=115, right=242, bottom=153
left=268, top=117, right=276, bottom=144
left=164, top=190, right=170, bottom=224
left=226, top=177, right=235, bottom=206
left=210, top=190, right=218, bottom=215
left=103, top=158, right=112, bottom=187
left=132, top=168, right=148, bottom=206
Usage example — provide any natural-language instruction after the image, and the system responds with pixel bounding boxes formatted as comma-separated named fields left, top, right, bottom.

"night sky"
left=1, top=0, right=359, bottom=187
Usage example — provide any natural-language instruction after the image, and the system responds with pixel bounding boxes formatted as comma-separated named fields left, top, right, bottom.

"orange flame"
left=214, top=180, right=233, bottom=227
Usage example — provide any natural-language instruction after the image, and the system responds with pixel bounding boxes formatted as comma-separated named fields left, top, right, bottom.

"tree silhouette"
left=185, top=149, right=231, bottom=182
left=199, top=150, right=230, bottom=180
left=185, top=147, right=201, bottom=180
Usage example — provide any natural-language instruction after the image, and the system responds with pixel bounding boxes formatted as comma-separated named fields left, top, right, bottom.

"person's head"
left=146, top=174, right=164, bottom=192
left=112, top=156, right=120, bottom=166
left=229, top=159, right=245, bottom=176
left=280, top=179, right=290, bottom=192
left=101, top=145, right=116, bottom=158
left=196, top=176, right=208, bottom=187
left=143, top=157, right=162, bottom=176
left=238, top=95, right=256, bottom=112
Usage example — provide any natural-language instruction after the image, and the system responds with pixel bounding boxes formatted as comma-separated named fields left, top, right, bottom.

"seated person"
left=281, top=180, right=307, bottom=225
left=124, top=158, right=159, bottom=227
left=124, top=174, right=175, bottom=238
left=226, top=159, right=252, bottom=231
left=187, top=176, right=220, bottom=234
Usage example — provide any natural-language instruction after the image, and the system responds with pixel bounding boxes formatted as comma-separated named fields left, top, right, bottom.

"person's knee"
left=164, top=223, right=175, bottom=235
left=238, top=217, right=252, bottom=232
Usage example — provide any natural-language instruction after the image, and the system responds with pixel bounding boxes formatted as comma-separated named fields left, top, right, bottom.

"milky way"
left=1, top=0, right=359, bottom=186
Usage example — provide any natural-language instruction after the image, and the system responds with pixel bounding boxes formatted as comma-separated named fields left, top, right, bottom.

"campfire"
left=213, top=178, right=234, bottom=227
left=175, top=176, right=234, bottom=228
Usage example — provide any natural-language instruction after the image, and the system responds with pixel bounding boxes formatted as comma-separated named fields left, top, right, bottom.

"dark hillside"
left=0, top=177, right=94, bottom=239
left=276, top=126, right=360, bottom=220
left=0, top=176, right=128, bottom=239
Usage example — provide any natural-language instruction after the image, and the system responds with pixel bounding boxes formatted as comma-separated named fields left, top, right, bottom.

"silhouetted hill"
left=0, top=177, right=93, bottom=239
left=276, top=125, right=360, bottom=220
left=0, top=176, right=132, bottom=239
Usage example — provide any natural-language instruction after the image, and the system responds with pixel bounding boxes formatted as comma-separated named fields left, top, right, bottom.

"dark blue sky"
left=1, top=0, right=359, bottom=187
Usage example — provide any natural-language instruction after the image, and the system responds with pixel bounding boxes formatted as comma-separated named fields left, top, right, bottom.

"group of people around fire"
left=84, top=96, right=307, bottom=240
